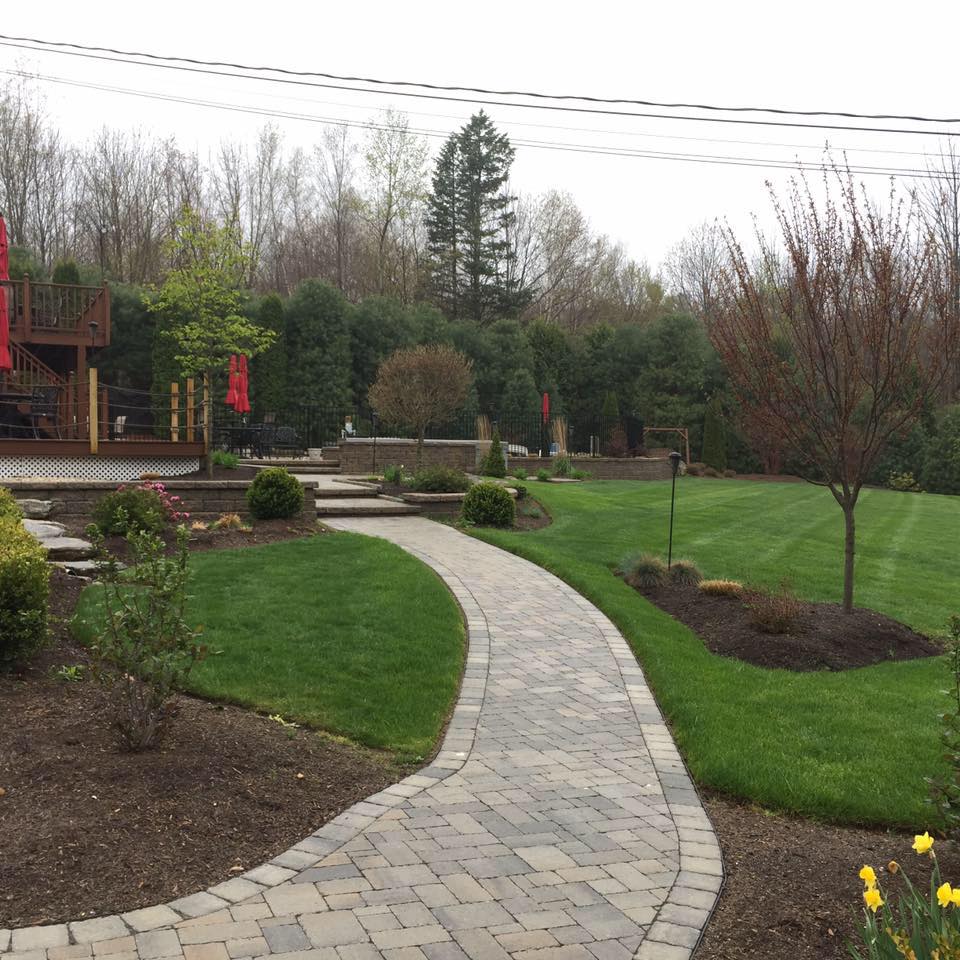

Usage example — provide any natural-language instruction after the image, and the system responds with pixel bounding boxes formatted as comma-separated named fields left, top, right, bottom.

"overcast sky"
left=2, top=0, right=958, bottom=269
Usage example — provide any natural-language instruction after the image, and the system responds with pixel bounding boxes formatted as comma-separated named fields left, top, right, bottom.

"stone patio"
left=1, top=517, right=721, bottom=960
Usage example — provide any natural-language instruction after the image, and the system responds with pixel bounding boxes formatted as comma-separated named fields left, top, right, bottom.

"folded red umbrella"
left=0, top=216, right=11, bottom=373
left=225, top=354, right=238, bottom=407
left=235, top=354, right=251, bottom=414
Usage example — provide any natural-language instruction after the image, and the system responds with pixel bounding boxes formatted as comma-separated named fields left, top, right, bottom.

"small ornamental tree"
left=369, top=344, right=474, bottom=470
left=711, top=170, right=959, bottom=613
left=701, top=395, right=727, bottom=472
left=146, top=208, right=275, bottom=476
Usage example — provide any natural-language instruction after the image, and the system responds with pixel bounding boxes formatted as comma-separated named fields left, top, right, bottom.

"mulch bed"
left=697, top=792, right=960, bottom=959
left=515, top=497, right=552, bottom=530
left=0, top=579, right=400, bottom=927
left=636, top=582, right=939, bottom=671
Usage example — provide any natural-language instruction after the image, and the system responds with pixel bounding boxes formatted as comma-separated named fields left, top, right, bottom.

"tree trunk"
left=206, top=366, right=214, bottom=480
left=842, top=501, right=855, bottom=613
left=416, top=427, right=425, bottom=473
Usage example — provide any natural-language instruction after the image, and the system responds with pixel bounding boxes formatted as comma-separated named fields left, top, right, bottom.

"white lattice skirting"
left=0, top=455, right=200, bottom=481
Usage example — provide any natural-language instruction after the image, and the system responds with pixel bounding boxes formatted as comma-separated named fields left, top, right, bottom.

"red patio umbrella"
left=225, top=354, right=239, bottom=407
left=235, top=354, right=251, bottom=414
left=0, top=215, right=11, bottom=372
left=542, top=391, right=550, bottom=423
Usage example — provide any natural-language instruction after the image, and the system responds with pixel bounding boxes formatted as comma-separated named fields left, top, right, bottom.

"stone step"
left=315, top=483, right=380, bottom=499
left=39, top=537, right=97, bottom=561
left=16, top=499, right=56, bottom=519
left=23, top=519, right=67, bottom=538
left=315, top=497, right=420, bottom=517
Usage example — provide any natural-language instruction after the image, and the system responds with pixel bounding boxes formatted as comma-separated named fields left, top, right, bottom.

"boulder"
left=22, top=519, right=67, bottom=539
left=16, top=499, right=56, bottom=519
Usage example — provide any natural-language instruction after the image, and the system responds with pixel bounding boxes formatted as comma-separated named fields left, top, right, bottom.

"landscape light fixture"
left=667, top=451, right=682, bottom=568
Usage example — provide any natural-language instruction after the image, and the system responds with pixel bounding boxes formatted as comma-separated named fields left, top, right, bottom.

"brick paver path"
left=2, top=518, right=721, bottom=960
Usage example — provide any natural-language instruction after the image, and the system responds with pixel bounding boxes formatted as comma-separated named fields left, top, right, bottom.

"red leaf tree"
left=710, top=171, right=958, bottom=613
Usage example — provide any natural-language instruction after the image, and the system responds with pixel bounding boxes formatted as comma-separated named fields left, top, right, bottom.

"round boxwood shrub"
left=0, top=487, right=22, bottom=521
left=247, top=467, right=304, bottom=519
left=0, top=516, right=50, bottom=665
left=461, top=482, right=515, bottom=528
left=93, top=486, right=165, bottom=535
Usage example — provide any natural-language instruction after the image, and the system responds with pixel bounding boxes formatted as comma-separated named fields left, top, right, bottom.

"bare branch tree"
left=368, top=344, right=474, bottom=470
left=710, top=169, right=959, bottom=613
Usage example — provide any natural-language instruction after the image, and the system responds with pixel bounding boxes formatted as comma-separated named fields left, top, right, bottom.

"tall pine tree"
left=426, top=111, right=526, bottom=324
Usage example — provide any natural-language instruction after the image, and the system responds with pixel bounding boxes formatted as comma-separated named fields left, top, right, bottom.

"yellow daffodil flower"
left=937, top=882, right=953, bottom=908
left=864, top=887, right=884, bottom=913
left=859, top=865, right=877, bottom=887
left=951, top=889, right=960, bottom=908
left=913, top=832, right=935, bottom=856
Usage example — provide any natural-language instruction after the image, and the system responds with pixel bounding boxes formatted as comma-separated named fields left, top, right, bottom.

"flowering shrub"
left=92, top=481, right=189, bottom=536
left=851, top=832, right=960, bottom=958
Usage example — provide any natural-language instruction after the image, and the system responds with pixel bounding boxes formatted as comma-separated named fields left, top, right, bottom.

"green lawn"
left=73, top=532, right=465, bottom=762
left=475, top=478, right=960, bottom=826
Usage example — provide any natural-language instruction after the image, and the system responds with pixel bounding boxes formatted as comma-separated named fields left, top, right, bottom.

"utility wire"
left=2, top=37, right=959, bottom=139
left=10, top=67, right=948, bottom=180
left=2, top=31, right=959, bottom=125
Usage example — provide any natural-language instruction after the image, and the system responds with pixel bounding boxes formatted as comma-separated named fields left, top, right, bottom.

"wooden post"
left=77, top=344, right=88, bottom=440
left=89, top=367, right=99, bottom=454
left=170, top=382, right=180, bottom=442
left=185, top=377, right=195, bottom=442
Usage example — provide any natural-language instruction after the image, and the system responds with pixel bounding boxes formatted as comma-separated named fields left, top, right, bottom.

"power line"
left=9, top=67, right=947, bottom=181
left=2, top=37, right=960, bottom=139
left=2, top=31, right=959, bottom=125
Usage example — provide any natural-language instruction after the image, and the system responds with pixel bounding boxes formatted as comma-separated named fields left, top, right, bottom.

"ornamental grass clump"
left=668, top=559, right=703, bottom=586
left=618, top=552, right=668, bottom=590
left=700, top=578, right=745, bottom=598
left=850, top=832, right=960, bottom=958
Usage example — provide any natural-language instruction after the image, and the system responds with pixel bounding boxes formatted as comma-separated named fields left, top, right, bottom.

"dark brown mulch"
left=63, top=518, right=320, bottom=558
left=0, top=634, right=400, bottom=927
left=697, top=793, right=960, bottom=960
left=637, top=583, right=939, bottom=671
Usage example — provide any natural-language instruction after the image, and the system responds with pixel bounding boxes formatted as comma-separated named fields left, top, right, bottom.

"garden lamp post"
left=667, top=450, right=682, bottom=568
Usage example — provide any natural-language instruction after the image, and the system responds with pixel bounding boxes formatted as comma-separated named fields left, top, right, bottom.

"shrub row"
left=0, top=516, right=49, bottom=665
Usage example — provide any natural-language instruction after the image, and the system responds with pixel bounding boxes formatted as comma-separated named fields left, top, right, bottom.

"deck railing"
left=6, top=276, right=110, bottom=346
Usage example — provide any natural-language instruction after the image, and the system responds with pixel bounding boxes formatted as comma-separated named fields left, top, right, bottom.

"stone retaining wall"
left=509, top=456, right=672, bottom=481
left=338, top=438, right=479, bottom=474
left=3, top=478, right=318, bottom=525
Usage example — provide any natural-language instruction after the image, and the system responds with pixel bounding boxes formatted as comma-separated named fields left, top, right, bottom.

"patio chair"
left=30, top=386, right=62, bottom=439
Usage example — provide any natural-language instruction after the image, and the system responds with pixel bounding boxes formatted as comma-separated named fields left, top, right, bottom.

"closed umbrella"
left=235, top=354, right=251, bottom=414
left=0, top=215, right=11, bottom=372
left=225, top=354, right=238, bottom=407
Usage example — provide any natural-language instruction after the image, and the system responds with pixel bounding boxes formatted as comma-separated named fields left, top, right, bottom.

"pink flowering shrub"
left=93, top=482, right=190, bottom=535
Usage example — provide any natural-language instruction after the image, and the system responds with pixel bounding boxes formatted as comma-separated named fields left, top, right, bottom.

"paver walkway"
left=2, top=518, right=721, bottom=960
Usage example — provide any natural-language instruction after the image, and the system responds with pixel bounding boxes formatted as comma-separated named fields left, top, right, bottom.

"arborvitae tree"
left=251, top=293, right=287, bottom=417
left=284, top=280, right=352, bottom=409
left=426, top=111, right=526, bottom=324
left=702, top=394, right=728, bottom=471
left=52, top=259, right=81, bottom=285
left=481, top=429, right=507, bottom=477
left=601, top=390, right=620, bottom=420
left=500, top=368, right=541, bottom=422
left=425, top=136, right=461, bottom=319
